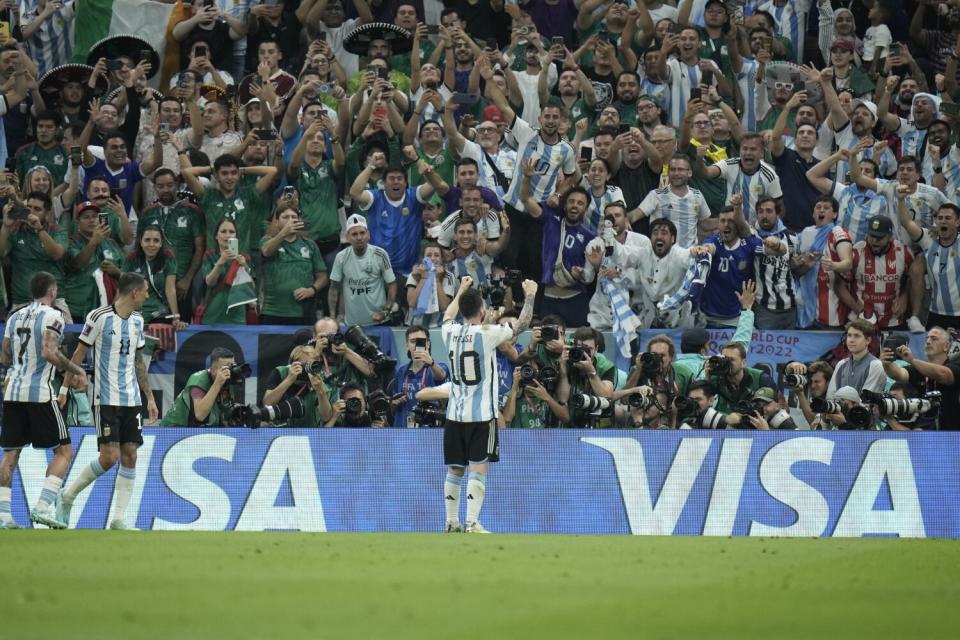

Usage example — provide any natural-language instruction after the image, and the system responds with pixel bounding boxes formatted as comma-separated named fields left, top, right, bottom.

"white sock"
left=444, top=472, right=463, bottom=524
left=465, top=471, right=486, bottom=525
left=112, top=466, right=136, bottom=524
left=36, top=475, right=64, bottom=510
left=63, top=460, right=106, bottom=505
left=0, top=486, right=11, bottom=520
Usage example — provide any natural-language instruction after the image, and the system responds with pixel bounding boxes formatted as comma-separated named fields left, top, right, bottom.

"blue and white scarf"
left=658, top=254, right=712, bottom=314
left=412, top=257, right=440, bottom=324
left=600, top=256, right=641, bottom=359
left=797, top=223, right=834, bottom=328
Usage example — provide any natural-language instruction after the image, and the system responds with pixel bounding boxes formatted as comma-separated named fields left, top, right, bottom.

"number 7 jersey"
left=80, top=305, right=146, bottom=407
left=441, top=321, right=513, bottom=423
left=4, top=302, right=64, bottom=403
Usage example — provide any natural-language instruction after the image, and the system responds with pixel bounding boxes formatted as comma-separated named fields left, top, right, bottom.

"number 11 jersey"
left=440, top=321, right=512, bottom=423
left=80, top=305, right=146, bottom=407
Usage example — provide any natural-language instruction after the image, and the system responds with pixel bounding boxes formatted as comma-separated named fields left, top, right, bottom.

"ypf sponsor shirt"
left=329, top=245, right=396, bottom=326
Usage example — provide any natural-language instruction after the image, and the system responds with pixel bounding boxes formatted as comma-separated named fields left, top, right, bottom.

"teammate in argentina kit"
left=0, top=272, right=88, bottom=529
left=439, top=275, right=537, bottom=533
left=57, top=273, right=159, bottom=530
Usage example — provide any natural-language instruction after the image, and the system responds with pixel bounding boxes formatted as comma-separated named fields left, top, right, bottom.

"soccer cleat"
left=464, top=521, right=491, bottom=534
left=108, top=519, right=137, bottom=531
left=445, top=521, right=463, bottom=533
left=54, top=492, right=71, bottom=528
left=907, top=316, right=925, bottom=334
left=30, top=507, right=67, bottom=530
left=0, top=519, right=20, bottom=529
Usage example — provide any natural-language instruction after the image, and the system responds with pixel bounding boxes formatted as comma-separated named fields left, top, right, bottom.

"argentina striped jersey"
left=3, top=302, right=64, bottom=403
left=79, top=305, right=146, bottom=407
left=441, top=321, right=513, bottom=423
left=503, top=117, right=576, bottom=211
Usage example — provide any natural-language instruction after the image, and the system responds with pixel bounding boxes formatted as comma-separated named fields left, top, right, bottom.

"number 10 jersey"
left=440, top=321, right=513, bottom=423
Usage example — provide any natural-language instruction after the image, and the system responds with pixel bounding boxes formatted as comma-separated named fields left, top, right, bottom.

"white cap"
left=851, top=100, right=878, bottom=121
left=345, top=214, right=368, bottom=232
left=830, top=386, right=862, bottom=403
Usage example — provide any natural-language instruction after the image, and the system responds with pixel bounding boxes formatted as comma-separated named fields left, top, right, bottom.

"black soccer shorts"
left=94, top=405, right=144, bottom=448
left=0, top=400, right=69, bottom=450
left=443, top=419, right=499, bottom=467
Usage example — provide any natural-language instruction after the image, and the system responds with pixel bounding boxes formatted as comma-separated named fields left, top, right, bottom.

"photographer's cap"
left=345, top=214, right=368, bottom=232
left=680, top=328, right=710, bottom=353
left=867, top=215, right=893, bottom=238
left=752, top=387, right=776, bottom=402
left=830, top=386, right=861, bottom=403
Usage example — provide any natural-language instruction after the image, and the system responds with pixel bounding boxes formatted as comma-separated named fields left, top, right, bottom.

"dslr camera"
left=707, top=355, right=731, bottom=375
left=540, top=325, right=560, bottom=342
left=861, top=390, right=941, bottom=419
left=223, top=397, right=305, bottom=428
left=412, top=401, right=446, bottom=427
left=518, top=364, right=559, bottom=391
left=810, top=397, right=873, bottom=430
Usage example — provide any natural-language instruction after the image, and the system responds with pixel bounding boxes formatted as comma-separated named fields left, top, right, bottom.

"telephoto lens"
left=572, top=394, right=611, bottom=413
left=784, top=373, right=807, bottom=387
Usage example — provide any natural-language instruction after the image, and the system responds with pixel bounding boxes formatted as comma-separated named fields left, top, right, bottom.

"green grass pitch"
left=1, top=532, right=957, bottom=639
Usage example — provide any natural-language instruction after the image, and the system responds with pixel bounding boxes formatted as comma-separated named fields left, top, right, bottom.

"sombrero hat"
left=105, top=85, right=164, bottom=105
left=38, top=64, right=108, bottom=106
left=86, top=34, right=160, bottom=79
left=343, top=22, right=412, bottom=56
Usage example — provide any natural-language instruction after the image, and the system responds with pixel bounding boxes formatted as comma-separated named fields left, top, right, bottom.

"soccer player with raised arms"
left=0, top=272, right=89, bottom=529
left=441, top=274, right=538, bottom=533
left=57, top=272, right=159, bottom=530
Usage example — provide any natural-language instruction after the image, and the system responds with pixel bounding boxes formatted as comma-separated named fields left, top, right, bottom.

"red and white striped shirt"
left=850, top=241, right=913, bottom=328
left=798, top=225, right=852, bottom=327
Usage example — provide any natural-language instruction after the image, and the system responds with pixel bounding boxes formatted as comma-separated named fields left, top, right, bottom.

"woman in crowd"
left=198, top=218, right=256, bottom=325
left=124, top=224, right=186, bottom=328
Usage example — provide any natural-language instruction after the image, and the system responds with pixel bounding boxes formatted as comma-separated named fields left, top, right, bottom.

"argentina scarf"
left=412, top=257, right=440, bottom=324
left=600, top=257, right=642, bottom=359
left=796, top=223, right=834, bottom=328
left=658, top=253, right=713, bottom=314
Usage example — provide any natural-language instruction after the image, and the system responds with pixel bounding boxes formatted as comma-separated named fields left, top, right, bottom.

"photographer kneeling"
left=324, top=384, right=388, bottom=428
left=161, top=348, right=248, bottom=426
left=501, top=363, right=570, bottom=428
left=783, top=361, right=837, bottom=429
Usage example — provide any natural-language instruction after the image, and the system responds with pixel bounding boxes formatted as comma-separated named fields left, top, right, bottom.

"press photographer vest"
left=273, top=365, right=321, bottom=427
left=160, top=370, right=222, bottom=427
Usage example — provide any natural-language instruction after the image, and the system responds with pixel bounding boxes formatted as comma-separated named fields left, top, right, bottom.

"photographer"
left=564, top=328, right=617, bottom=428
left=161, top=347, right=244, bottom=426
left=706, top=341, right=771, bottom=414
left=311, top=317, right=376, bottom=401
left=324, top=384, right=387, bottom=428
left=514, top=315, right=567, bottom=367
left=678, top=380, right=738, bottom=429
left=261, top=345, right=328, bottom=427
left=741, top=388, right=797, bottom=431
left=880, top=326, right=960, bottom=431
left=626, top=334, right=694, bottom=402
left=783, top=360, right=839, bottom=429
left=674, top=281, right=757, bottom=379
left=501, top=363, right=570, bottom=428
left=882, top=383, right=930, bottom=431
left=391, top=326, right=449, bottom=428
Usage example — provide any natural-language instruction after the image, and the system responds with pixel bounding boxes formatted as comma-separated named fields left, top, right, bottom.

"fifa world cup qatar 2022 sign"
left=7, top=430, right=958, bottom=537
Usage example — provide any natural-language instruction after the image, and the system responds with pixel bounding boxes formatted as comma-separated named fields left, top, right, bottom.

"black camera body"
left=223, top=397, right=305, bottom=428
left=639, top=351, right=661, bottom=375
left=708, top=355, right=731, bottom=375
left=540, top=325, right=560, bottom=342
left=412, top=401, right=446, bottom=427
left=228, top=363, right=252, bottom=385
left=519, top=364, right=559, bottom=391
left=479, top=276, right=507, bottom=308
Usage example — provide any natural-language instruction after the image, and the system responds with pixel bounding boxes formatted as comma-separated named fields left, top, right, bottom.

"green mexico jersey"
left=260, top=236, right=326, bottom=318
left=293, top=159, right=340, bottom=240
left=15, top=143, right=69, bottom=185
left=138, top=202, right=205, bottom=280
left=200, top=186, right=269, bottom=255
left=199, top=252, right=251, bottom=325
left=409, top=147, right=455, bottom=188
left=64, top=233, right=124, bottom=320
left=5, top=225, right=69, bottom=305
left=124, top=253, right=179, bottom=321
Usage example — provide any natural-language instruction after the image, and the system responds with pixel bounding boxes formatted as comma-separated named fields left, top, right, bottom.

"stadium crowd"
left=0, top=0, right=960, bottom=432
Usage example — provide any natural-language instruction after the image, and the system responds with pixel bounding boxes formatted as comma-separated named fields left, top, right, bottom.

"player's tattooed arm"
left=512, top=279, right=539, bottom=337
left=41, top=330, right=86, bottom=378
left=135, top=350, right=150, bottom=397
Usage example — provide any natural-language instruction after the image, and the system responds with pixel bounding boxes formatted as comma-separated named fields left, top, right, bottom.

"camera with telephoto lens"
left=682, top=405, right=727, bottom=429
left=572, top=394, right=612, bottom=413
left=810, top=397, right=871, bottom=429
left=734, top=400, right=762, bottom=419
left=366, top=390, right=405, bottom=420
left=479, top=275, right=508, bottom=308
left=639, top=351, right=662, bottom=375
left=519, top=364, right=559, bottom=391
left=540, top=325, right=560, bottom=342
left=412, top=401, right=446, bottom=427
left=228, top=363, right=252, bottom=385
left=626, top=393, right=655, bottom=409
left=345, top=397, right=363, bottom=415
left=708, top=355, right=731, bottom=375
left=861, top=389, right=941, bottom=419
left=784, top=373, right=808, bottom=388
left=343, top=326, right=396, bottom=373
left=223, top=397, right=305, bottom=428
left=323, top=332, right=346, bottom=350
